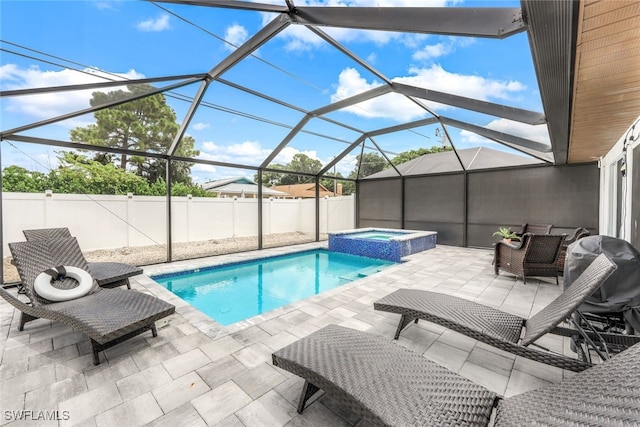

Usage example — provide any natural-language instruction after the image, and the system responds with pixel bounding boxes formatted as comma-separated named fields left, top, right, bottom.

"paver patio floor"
left=1, top=244, right=583, bottom=426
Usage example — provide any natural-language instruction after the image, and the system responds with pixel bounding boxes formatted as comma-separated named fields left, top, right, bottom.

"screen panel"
left=357, top=178, right=402, bottom=228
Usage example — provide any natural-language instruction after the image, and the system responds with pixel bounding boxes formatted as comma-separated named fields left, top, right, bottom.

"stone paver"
left=152, top=371, right=210, bottom=414
left=162, top=348, right=211, bottom=379
left=115, top=364, right=173, bottom=401
left=145, top=403, right=207, bottom=427
left=84, top=357, right=139, bottom=390
left=58, top=383, right=123, bottom=426
left=1, top=243, right=591, bottom=426
left=191, top=381, right=252, bottom=426
left=95, top=392, right=163, bottom=427
left=233, top=363, right=287, bottom=399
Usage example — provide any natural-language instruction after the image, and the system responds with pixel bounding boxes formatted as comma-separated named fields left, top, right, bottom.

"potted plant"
left=492, top=227, right=521, bottom=244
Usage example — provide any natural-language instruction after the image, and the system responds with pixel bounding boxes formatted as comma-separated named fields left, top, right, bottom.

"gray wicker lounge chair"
left=494, top=233, right=566, bottom=284
left=272, top=324, right=640, bottom=426
left=374, top=253, right=617, bottom=372
left=23, top=227, right=142, bottom=289
left=3, top=237, right=175, bottom=365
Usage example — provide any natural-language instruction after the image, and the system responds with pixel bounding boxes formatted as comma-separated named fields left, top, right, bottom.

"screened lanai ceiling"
left=0, top=0, right=612, bottom=183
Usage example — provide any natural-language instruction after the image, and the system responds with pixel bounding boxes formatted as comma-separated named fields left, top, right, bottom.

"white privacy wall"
left=2, top=192, right=355, bottom=253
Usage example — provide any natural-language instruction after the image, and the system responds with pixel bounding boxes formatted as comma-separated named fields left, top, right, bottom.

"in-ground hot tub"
left=329, top=228, right=437, bottom=262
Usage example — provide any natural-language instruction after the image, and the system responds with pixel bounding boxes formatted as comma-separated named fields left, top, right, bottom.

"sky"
left=0, top=0, right=550, bottom=183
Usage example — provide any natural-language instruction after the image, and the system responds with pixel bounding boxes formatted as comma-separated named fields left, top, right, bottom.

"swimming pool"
left=152, top=249, right=393, bottom=326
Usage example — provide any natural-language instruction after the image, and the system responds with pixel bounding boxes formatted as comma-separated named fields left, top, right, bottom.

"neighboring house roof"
left=201, top=177, right=287, bottom=197
left=364, top=147, right=544, bottom=179
left=271, top=183, right=334, bottom=198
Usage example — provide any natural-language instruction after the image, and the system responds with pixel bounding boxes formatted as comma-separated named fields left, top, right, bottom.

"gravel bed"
left=3, top=232, right=326, bottom=284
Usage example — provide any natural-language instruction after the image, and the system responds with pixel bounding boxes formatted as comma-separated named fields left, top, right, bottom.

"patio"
left=0, top=243, right=580, bottom=426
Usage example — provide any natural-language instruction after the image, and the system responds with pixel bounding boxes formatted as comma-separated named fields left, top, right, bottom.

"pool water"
left=349, top=231, right=409, bottom=240
left=152, top=249, right=394, bottom=325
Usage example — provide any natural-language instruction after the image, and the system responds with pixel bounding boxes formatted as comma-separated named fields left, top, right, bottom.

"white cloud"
left=95, top=2, right=118, bottom=11
left=330, top=65, right=528, bottom=122
left=259, top=0, right=444, bottom=51
left=412, top=42, right=453, bottom=61
left=191, top=163, right=217, bottom=179
left=200, top=139, right=322, bottom=168
left=330, top=68, right=422, bottom=121
left=273, top=146, right=319, bottom=165
left=399, top=64, right=526, bottom=101
left=136, top=14, right=170, bottom=32
left=1, top=64, right=145, bottom=125
left=194, top=140, right=349, bottom=181
left=413, top=37, right=476, bottom=61
left=224, top=24, right=249, bottom=51
left=278, top=23, right=425, bottom=52
left=459, top=119, right=550, bottom=146
left=331, top=152, right=358, bottom=177
left=289, top=0, right=448, bottom=7
left=191, top=122, right=210, bottom=131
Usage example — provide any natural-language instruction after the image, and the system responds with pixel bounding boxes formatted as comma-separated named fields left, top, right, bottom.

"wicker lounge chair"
left=374, top=253, right=617, bottom=372
left=23, top=227, right=142, bottom=289
left=3, top=237, right=175, bottom=365
left=272, top=324, right=640, bottom=426
left=494, top=232, right=566, bottom=284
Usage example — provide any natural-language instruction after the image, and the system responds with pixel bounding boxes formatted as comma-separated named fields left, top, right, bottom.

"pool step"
left=339, top=266, right=385, bottom=281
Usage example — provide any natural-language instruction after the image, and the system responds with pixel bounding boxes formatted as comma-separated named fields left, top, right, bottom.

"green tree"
left=2, top=152, right=215, bottom=197
left=149, top=179, right=214, bottom=197
left=350, top=152, right=386, bottom=178
left=320, top=172, right=356, bottom=196
left=389, top=145, right=451, bottom=167
left=288, top=153, right=323, bottom=181
left=256, top=153, right=323, bottom=186
left=48, top=152, right=154, bottom=195
left=139, top=135, right=200, bottom=185
left=1, top=165, right=48, bottom=192
left=70, top=83, right=199, bottom=184
left=341, top=181, right=355, bottom=195
left=259, top=164, right=288, bottom=187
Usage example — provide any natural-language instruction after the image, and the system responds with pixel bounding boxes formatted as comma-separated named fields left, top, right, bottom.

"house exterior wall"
left=600, top=114, right=640, bottom=248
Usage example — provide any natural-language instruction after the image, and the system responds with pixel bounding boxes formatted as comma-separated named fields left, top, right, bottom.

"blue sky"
left=1, top=0, right=550, bottom=182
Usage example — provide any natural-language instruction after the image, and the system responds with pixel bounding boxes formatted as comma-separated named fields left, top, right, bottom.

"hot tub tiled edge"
left=329, top=228, right=437, bottom=262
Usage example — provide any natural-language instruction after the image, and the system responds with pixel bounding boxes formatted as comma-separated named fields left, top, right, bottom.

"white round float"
left=34, top=266, right=93, bottom=302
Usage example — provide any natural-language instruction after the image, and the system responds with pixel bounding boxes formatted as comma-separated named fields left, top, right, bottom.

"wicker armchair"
left=494, top=233, right=566, bottom=284
left=557, top=227, right=591, bottom=273
left=516, top=223, right=553, bottom=235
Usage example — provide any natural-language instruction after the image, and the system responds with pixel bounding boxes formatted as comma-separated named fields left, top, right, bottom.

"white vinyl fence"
left=2, top=192, right=355, bottom=253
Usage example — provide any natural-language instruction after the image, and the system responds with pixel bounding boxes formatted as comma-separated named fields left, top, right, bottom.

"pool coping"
left=329, top=227, right=437, bottom=242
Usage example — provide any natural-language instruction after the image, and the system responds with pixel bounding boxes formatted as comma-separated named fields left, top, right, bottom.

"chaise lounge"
left=3, top=236, right=175, bottom=365
left=272, top=324, right=640, bottom=426
left=23, top=227, right=142, bottom=289
left=374, top=253, right=619, bottom=372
